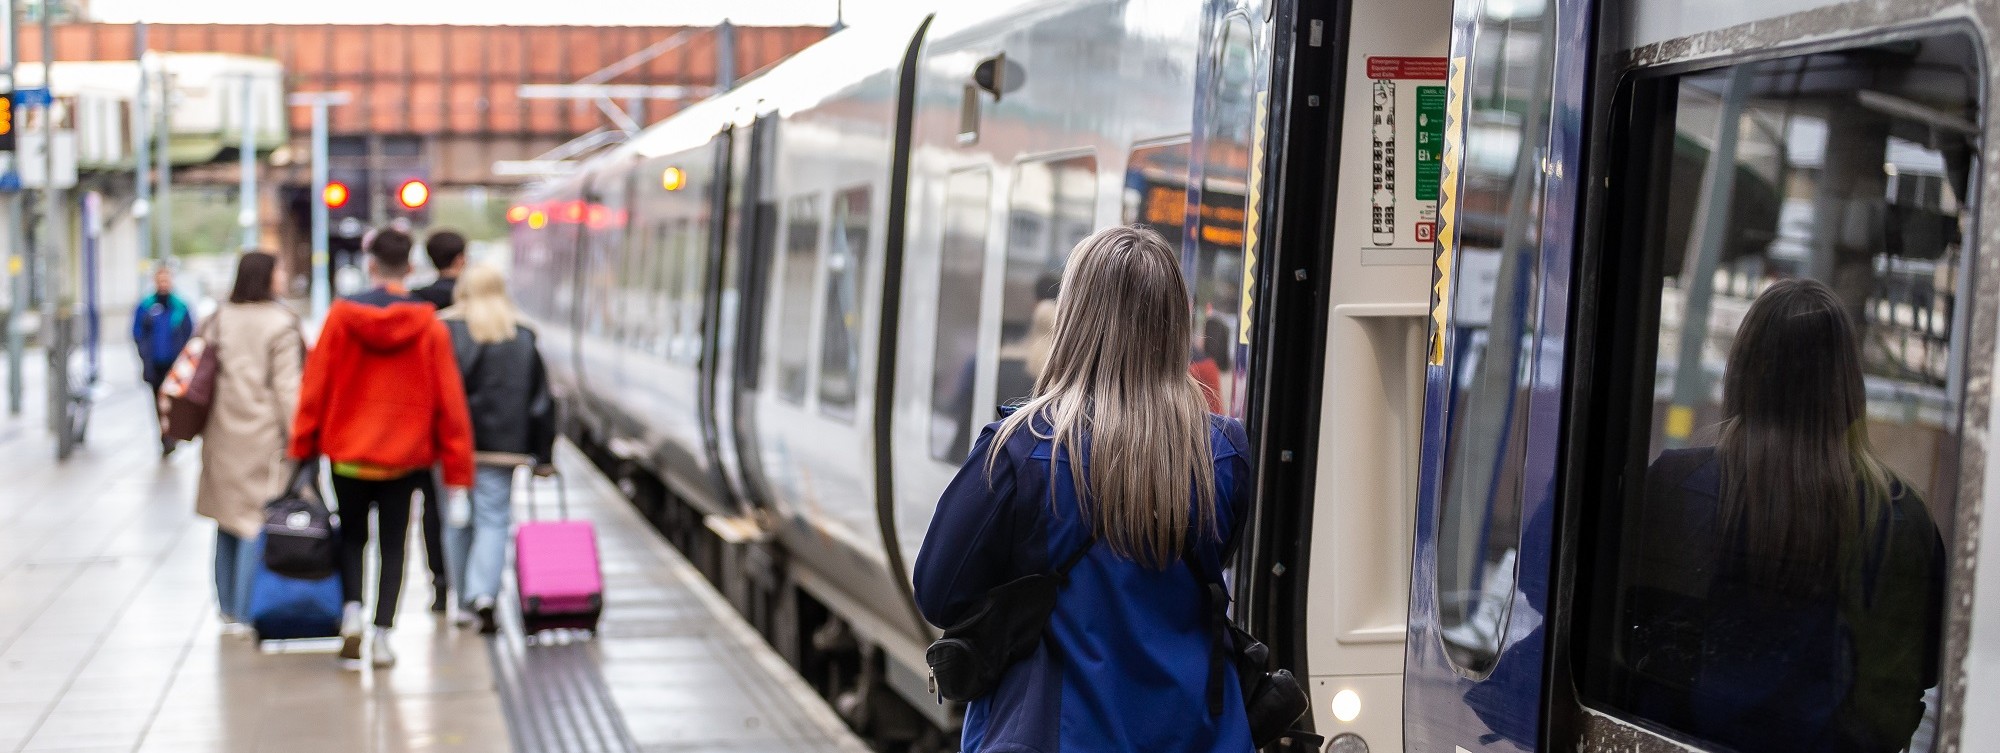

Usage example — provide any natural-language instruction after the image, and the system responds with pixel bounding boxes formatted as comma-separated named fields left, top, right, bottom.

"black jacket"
left=444, top=320, right=555, bottom=465
left=1619, top=447, right=1945, bottom=753
left=413, top=277, right=456, bottom=310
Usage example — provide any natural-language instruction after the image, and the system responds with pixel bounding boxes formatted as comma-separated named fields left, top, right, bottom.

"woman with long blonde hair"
left=439, top=264, right=556, bottom=633
left=914, top=225, right=1254, bottom=752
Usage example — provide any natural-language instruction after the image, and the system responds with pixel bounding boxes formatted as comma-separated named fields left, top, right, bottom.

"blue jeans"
left=446, top=466, right=516, bottom=607
left=214, top=529, right=260, bottom=623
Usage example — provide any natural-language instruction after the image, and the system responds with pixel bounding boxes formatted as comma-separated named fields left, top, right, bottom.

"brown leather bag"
left=158, top=314, right=220, bottom=441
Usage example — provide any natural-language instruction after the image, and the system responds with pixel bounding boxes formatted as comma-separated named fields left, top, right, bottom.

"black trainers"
left=474, top=597, right=497, bottom=635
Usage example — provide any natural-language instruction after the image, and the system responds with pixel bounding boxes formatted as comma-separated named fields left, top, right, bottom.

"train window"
left=1430, top=0, right=1554, bottom=677
left=929, top=168, right=992, bottom=462
left=1575, top=38, right=1977, bottom=753
left=1122, top=140, right=1239, bottom=412
left=675, top=219, right=706, bottom=364
left=664, top=220, right=688, bottom=356
left=1193, top=14, right=1257, bottom=416
left=776, top=194, right=824, bottom=405
left=995, top=153, right=1097, bottom=407
left=819, top=186, right=871, bottom=420
left=1123, top=140, right=1192, bottom=245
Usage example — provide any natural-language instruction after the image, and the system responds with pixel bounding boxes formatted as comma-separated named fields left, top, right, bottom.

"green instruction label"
left=1414, top=85, right=1446, bottom=202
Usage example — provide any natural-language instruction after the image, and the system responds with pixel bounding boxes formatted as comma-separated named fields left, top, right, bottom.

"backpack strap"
left=1053, top=535, right=1095, bottom=581
left=1187, top=557, right=1230, bottom=717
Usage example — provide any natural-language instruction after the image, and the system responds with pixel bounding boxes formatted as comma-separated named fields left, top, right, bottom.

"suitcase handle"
left=522, top=466, right=568, bottom=522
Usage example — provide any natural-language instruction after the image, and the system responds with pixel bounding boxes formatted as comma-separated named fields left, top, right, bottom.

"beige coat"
left=196, top=301, right=304, bottom=539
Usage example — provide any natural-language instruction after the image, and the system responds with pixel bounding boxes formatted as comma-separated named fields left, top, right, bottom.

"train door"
left=1402, top=0, right=1577, bottom=745
left=703, top=112, right=780, bottom=513
left=1553, top=15, right=1986, bottom=753
left=697, top=128, right=735, bottom=501
left=1208, top=0, right=1446, bottom=748
left=1421, top=0, right=1993, bottom=751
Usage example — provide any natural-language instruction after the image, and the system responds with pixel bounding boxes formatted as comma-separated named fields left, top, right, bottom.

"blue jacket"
left=914, top=412, right=1255, bottom=753
left=131, top=292, right=193, bottom=382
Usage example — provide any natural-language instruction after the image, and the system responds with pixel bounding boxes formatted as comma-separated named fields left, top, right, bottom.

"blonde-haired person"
left=438, top=264, right=556, bottom=633
left=914, top=225, right=1254, bottom=752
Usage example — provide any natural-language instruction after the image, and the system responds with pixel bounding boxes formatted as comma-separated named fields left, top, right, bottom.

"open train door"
left=1400, top=0, right=1592, bottom=748
left=700, top=111, right=781, bottom=517
left=1204, top=0, right=1447, bottom=750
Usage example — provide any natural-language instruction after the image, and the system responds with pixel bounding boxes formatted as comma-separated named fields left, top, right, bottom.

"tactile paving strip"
left=487, top=604, right=641, bottom=753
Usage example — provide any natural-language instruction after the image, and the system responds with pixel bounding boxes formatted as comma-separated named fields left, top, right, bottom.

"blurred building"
left=7, top=22, right=826, bottom=307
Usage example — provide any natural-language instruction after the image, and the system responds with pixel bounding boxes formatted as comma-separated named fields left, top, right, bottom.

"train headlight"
left=1329, top=733, right=1369, bottom=753
left=1332, top=689, right=1361, bottom=722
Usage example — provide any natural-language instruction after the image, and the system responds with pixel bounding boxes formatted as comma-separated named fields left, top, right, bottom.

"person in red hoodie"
left=290, top=228, right=474, bottom=669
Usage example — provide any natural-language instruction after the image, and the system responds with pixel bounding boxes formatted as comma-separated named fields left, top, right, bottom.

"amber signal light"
left=323, top=181, right=351, bottom=209
left=398, top=179, right=430, bottom=210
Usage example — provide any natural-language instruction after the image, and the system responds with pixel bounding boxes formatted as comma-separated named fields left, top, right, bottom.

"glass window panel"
left=930, top=169, right=992, bottom=462
left=1124, top=139, right=1241, bottom=413
left=664, top=222, right=688, bottom=356
left=1191, top=14, right=1258, bottom=417
left=675, top=219, right=706, bottom=364
left=776, top=194, right=823, bottom=404
left=1577, top=38, right=1976, bottom=753
left=995, top=154, right=1096, bottom=408
left=1431, top=0, right=1555, bottom=677
left=819, top=186, right=871, bottom=420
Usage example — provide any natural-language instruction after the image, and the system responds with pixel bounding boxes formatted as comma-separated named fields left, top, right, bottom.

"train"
left=508, top=0, right=2000, bottom=750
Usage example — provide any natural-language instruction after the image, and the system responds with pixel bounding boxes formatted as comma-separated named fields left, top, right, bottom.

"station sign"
left=13, top=86, right=50, bottom=108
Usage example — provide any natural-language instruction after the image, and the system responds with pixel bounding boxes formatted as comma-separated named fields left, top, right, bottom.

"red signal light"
left=397, top=179, right=430, bottom=210
left=323, top=181, right=350, bottom=209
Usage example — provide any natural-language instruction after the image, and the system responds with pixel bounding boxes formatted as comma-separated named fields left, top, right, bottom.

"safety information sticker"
left=1364, top=55, right=1446, bottom=249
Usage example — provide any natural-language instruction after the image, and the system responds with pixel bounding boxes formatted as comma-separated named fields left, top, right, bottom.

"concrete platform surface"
left=0, top=344, right=866, bottom=753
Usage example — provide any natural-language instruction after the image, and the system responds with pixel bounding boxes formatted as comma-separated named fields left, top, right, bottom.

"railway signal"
left=323, top=180, right=351, bottom=209
left=397, top=179, right=430, bottom=210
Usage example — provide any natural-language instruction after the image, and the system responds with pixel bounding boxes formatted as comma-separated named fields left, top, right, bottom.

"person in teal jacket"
left=132, top=266, right=194, bottom=455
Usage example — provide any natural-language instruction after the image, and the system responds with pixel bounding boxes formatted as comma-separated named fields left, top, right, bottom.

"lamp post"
left=288, top=91, right=348, bottom=319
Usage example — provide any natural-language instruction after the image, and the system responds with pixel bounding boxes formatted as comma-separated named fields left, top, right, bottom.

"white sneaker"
left=338, top=602, right=364, bottom=666
left=370, top=628, right=396, bottom=668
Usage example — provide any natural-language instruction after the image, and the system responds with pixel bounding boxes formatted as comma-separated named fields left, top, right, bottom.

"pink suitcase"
left=514, top=471, right=604, bottom=633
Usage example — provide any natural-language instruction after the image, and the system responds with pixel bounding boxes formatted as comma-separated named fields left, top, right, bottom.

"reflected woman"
left=1627, top=278, right=1946, bottom=752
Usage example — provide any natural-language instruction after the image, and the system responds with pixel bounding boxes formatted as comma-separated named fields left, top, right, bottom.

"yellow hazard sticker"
left=1239, top=91, right=1270, bottom=346
left=1428, top=56, right=1468, bottom=366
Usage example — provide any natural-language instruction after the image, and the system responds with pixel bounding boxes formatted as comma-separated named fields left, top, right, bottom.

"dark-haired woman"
left=914, top=226, right=1254, bottom=752
left=1627, top=278, right=1946, bottom=752
left=194, top=251, right=304, bottom=630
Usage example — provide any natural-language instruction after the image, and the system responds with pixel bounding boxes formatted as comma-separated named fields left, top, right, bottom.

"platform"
left=0, top=347, right=868, bottom=753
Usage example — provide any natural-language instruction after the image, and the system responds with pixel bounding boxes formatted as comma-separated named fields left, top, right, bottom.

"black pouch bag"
left=262, top=458, right=339, bottom=580
left=925, top=539, right=1095, bottom=702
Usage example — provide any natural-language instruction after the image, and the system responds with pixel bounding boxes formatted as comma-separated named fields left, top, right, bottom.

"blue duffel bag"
left=248, top=558, right=343, bottom=640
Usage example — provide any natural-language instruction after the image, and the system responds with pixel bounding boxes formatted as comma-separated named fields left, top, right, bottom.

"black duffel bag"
left=262, top=459, right=339, bottom=580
